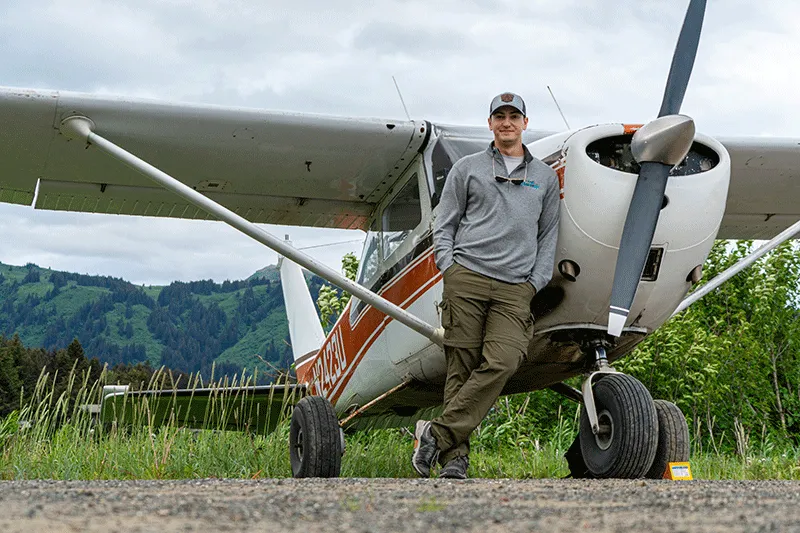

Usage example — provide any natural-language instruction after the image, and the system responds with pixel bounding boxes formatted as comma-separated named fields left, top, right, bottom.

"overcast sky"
left=0, top=0, right=797, bottom=285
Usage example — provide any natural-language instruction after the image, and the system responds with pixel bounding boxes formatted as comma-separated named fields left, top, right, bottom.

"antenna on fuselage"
left=298, top=239, right=363, bottom=251
left=392, top=75, right=412, bottom=121
left=547, top=85, right=571, bottom=130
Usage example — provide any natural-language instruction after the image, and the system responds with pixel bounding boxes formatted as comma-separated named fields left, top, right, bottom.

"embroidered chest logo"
left=521, top=180, right=540, bottom=189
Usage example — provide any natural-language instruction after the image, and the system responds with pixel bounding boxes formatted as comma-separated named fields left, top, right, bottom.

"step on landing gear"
left=289, top=396, right=344, bottom=478
left=566, top=343, right=660, bottom=478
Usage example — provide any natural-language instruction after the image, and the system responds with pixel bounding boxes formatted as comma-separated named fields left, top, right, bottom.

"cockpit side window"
left=355, top=219, right=381, bottom=289
left=350, top=169, right=424, bottom=324
left=382, top=174, right=421, bottom=260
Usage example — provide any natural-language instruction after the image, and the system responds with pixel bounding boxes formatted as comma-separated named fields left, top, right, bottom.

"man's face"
left=488, top=107, right=528, bottom=146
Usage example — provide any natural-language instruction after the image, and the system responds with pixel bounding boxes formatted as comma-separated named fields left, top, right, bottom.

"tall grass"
left=1, top=363, right=299, bottom=480
left=2, top=366, right=800, bottom=480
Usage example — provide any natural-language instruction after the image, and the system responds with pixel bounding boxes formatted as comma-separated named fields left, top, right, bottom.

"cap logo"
left=500, top=93, right=515, bottom=103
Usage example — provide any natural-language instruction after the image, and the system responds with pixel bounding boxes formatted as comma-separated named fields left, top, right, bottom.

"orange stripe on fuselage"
left=327, top=271, right=441, bottom=405
left=296, top=248, right=441, bottom=405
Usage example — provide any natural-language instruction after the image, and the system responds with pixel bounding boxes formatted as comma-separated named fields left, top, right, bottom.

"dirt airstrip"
left=1, top=478, right=797, bottom=532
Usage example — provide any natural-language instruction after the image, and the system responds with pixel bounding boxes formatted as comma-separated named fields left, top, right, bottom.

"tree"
left=0, top=339, right=22, bottom=415
left=66, top=338, right=85, bottom=361
left=317, top=253, right=358, bottom=328
left=618, top=241, right=800, bottom=450
left=21, top=268, right=40, bottom=284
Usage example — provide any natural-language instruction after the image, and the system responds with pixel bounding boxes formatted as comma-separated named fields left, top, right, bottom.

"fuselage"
left=294, top=123, right=731, bottom=429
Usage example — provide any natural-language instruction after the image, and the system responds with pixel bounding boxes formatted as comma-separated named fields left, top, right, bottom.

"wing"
left=0, top=87, right=429, bottom=230
left=719, top=137, right=800, bottom=239
left=4, top=87, right=795, bottom=238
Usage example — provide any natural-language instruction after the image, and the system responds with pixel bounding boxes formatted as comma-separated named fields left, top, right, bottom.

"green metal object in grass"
left=100, top=383, right=305, bottom=436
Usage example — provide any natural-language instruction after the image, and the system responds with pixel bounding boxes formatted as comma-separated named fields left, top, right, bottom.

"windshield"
left=355, top=221, right=381, bottom=289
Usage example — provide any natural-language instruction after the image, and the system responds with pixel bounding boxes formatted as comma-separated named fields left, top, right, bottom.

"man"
left=412, top=92, right=560, bottom=479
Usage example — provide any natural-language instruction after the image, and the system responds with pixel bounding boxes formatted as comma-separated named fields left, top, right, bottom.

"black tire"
left=289, top=396, right=343, bottom=478
left=579, top=373, right=658, bottom=479
left=645, top=399, right=690, bottom=479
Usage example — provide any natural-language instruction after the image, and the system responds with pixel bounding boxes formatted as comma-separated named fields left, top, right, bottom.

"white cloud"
left=0, top=0, right=796, bottom=283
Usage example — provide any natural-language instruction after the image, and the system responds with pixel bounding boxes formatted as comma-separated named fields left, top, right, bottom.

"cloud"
left=0, top=203, right=363, bottom=285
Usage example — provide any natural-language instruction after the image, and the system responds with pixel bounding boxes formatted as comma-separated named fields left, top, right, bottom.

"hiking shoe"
left=411, top=420, right=439, bottom=478
left=439, top=456, right=469, bottom=479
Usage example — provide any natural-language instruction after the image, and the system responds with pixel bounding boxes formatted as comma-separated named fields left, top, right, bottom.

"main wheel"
left=645, top=399, right=690, bottom=479
left=289, top=396, right=343, bottom=478
left=579, top=373, right=658, bottom=478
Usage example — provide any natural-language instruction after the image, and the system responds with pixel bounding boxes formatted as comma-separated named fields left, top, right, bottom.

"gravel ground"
left=1, top=478, right=799, bottom=532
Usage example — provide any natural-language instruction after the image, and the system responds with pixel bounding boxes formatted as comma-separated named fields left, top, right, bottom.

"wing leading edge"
left=0, top=87, right=428, bottom=230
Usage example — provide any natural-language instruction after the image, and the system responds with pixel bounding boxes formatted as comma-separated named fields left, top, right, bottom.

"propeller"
left=607, top=0, right=707, bottom=337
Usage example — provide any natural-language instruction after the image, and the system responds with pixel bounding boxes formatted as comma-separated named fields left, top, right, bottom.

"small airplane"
left=2, top=0, right=798, bottom=479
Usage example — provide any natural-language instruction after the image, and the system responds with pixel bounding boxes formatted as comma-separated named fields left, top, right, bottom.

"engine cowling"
left=528, top=123, right=730, bottom=334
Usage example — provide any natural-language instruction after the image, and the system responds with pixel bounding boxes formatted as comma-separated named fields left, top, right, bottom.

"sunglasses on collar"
left=492, top=157, right=527, bottom=185
left=495, top=176, right=523, bottom=185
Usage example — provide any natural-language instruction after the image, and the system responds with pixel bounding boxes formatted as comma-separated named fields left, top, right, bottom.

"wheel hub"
left=295, top=428, right=304, bottom=461
left=594, top=409, right=614, bottom=450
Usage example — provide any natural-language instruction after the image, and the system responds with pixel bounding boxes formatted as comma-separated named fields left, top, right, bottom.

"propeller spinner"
left=607, top=0, right=708, bottom=337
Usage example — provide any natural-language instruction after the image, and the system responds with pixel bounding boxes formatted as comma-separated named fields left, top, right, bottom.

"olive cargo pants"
left=431, top=262, right=535, bottom=464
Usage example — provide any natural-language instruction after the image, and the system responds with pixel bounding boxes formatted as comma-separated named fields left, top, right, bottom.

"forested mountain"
left=0, top=262, right=325, bottom=379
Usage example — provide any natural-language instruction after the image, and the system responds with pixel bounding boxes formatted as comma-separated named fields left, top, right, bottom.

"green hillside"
left=0, top=262, right=326, bottom=378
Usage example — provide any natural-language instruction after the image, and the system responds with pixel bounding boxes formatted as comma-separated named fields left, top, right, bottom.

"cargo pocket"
left=524, top=313, right=534, bottom=341
left=439, top=299, right=455, bottom=329
left=517, top=313, right=535, bottom=361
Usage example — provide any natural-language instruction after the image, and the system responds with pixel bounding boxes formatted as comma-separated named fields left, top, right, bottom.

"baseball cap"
left=489, top=92, right=526, bottom=117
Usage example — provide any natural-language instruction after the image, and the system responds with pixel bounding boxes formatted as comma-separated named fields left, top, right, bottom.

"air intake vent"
left=641, top=248, right=664, bottom=282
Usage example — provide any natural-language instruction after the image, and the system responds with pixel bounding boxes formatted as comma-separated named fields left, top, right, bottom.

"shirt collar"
left=487, top=141, right=534, bottom=163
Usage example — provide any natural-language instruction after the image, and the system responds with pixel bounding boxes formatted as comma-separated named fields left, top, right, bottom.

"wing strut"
left=59, top=116, right=444, bottom=346
left=672, top=216, right=800, bottom=317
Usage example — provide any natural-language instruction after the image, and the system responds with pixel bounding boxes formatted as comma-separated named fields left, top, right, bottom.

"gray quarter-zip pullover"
left=433, top=142, right=559, bottom=293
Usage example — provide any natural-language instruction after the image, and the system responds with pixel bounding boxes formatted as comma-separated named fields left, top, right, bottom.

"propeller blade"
left=606, top=0, right=707, bottom=337
left=607, top=162, right=671, bottom=336
left=659, top=0, right=707, bottom=117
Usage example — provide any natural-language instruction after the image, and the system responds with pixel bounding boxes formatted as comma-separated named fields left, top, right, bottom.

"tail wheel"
left=579, top=373, right=658, bottom=478
left=645, top=399, right=690, bottom=479
left=289, top=396, right=343, bottom=478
